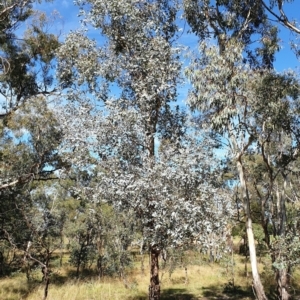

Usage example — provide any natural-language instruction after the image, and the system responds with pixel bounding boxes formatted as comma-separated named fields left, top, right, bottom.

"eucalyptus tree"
left=0, top=0, right=59, bottom=118
left=57, top=0, right=180, bottom=298
left=0, top=5, right=66, bottom=277
left=185, top=36, right=300, bottom=299
left=0, top=0, right=61, bottom=191
left=56, top=100, right=233, bottom=298
left=0, top=95, right=64, bottom=191
left=56, top=1, right=233, bottom=298
left=241, top=81, right=300, bottom=300
left=183, top=1, right=289, bottom=299
left=184, top=0, right=281, bottom=69
left=0, top=95, right=65, bottom=286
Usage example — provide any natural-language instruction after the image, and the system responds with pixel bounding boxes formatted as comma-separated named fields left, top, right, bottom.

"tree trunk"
left=184, top=267, right=188, bottom=285
left=275, top=180, right=290, bottom=300
left=42, top=254, right=50, bottom=300
left=276, top=268, right=290, bottom=300
left=246, top=217, right=267, bottom=300
left=76, top=243, right=85, bottom=278
left=140, top=240, right=145, bottom=275
left=237, top=160, right=267, bottom=300
left=42, top=265, right=50, bottom=300
left=209, top=246, right=214, bottom=263
left=149, top=246, right=160, bottom=300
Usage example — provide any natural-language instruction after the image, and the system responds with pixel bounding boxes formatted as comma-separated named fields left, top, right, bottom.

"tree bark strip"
left=149, top=246, right=160, bottom=300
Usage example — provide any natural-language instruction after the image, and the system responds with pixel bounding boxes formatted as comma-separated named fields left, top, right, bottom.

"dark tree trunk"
left=76, top=243, right=85, bottom=278
left=184, top=267, right=188, bottom=285
left=42, top=254, right=50, bottom=300
left=42, top=265, right=50, bottom=300
left=149, top=246, right=160, bottom=300
left=97, top=256, right=103, bottom=278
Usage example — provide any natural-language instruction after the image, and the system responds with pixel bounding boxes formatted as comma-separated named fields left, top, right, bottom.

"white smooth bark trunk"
left=237, top=160, right=267, bottom=300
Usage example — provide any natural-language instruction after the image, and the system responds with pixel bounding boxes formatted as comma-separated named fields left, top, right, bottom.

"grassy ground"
left=0, top=251, right=299, bottom=300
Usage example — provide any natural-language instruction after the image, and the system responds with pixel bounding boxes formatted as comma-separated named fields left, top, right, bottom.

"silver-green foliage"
left=56, top=0, right=232, bottom=252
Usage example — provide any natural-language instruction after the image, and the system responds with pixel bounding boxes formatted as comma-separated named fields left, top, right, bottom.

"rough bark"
left=149, top=246, right=160, bottom=300
left=148, top=117, right=160, bottom=300
left=42, top=263, right=50, bottom=300
left=276, top=268, right=290, bottom=300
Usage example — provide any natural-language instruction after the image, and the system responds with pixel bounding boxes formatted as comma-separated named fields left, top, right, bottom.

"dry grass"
left=1, top=252, right=299, bottom=300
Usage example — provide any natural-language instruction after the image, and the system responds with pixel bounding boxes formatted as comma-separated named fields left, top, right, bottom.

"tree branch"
left=0, top=89, right=58, bottom=119
left=261, top=0, right=300, bottom=34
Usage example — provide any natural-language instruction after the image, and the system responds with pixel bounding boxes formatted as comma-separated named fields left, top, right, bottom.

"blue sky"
left=8, top=0, right=296, bottom=162
left=269, top=3, right=300, bottom=72
left=35, top=0, right=300, bottom=68
left=33, top=0, right=299, bottom=106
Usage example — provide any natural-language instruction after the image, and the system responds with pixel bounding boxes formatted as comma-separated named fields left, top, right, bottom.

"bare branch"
left=261, top=0, right=300, bottom=34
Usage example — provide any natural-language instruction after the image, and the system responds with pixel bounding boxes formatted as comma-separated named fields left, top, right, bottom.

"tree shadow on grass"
left=50, top=272, right=69, bottom=286
left=160, top=288, right=196, bottom=300
left=1, top=279, right=40, bottom=300
left=128, top=288, right=196, bottom=300
left=201, top=282, right=255, bottom=300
